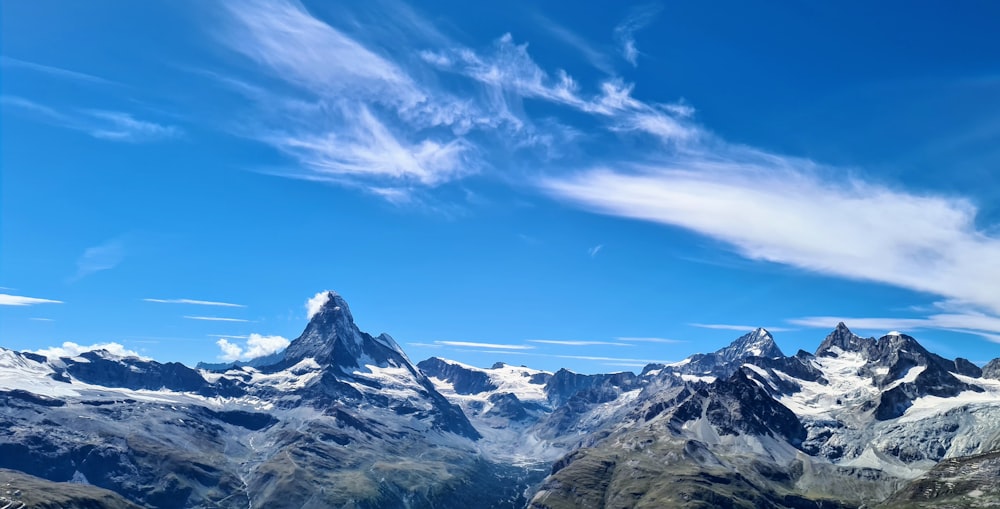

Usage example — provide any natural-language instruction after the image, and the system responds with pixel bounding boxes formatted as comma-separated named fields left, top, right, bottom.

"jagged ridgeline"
left=1, top=293, right=1000, bottom=508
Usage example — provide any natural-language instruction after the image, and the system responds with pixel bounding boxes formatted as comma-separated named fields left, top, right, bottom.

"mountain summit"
left=718, top=327, right=783, bottom=361
left=815, top=321, right=875, bottom=357
left=282, top=291, right=405, bottom=370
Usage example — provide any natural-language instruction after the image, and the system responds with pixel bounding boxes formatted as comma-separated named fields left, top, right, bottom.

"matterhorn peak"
left=306, top=290, right=353, bottom=322
left=283, top=290, right=365, bottom=366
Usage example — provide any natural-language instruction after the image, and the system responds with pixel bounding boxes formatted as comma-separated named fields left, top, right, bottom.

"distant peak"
left=815, top=322, right=874, bottom=357
left=719, top=327, right=783, bottom=360
left=886, top=330, right=902, bottom=336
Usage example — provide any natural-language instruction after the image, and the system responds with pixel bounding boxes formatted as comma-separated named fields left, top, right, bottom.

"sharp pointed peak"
left=720, top=327, right=783, bottom=359
left=306, top=290, right=352, bottom=322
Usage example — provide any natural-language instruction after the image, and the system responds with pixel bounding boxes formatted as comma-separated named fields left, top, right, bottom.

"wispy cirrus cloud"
left=0, top=56, right=116, bottom=86
left=433, top=340, right=534, bottom=350
left=209, top=0, right=694, bottom=202
left=532, top=12, right=614, bottom=74
left=588, top=244, right=604, bottom=257
left=544, top=154, right=1000, bottom=338
left=184, top=316, right=249, bottom=323
left=213, top=0, right=489, bottom=196
left=613, top=5, right=661, bottom=67
left=72, top=238, right=126, bottom=281
left=1, top=96, right=181, bottom=142
left=0, top=293, right=63, bottom=306
left=527, top=339, right=628, bottom=346
left=144, top=298, right=245, bottom=307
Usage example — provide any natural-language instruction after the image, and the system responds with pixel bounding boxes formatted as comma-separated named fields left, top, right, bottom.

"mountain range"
left=2, top=291, right=999, bottom=508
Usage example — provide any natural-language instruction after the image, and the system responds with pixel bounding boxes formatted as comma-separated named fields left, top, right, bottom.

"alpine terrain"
left=2, top=293, right=1000, bottom=508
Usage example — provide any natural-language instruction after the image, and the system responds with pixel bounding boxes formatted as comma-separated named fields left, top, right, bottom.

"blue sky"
left=3, top=0, right=1000, bottom=372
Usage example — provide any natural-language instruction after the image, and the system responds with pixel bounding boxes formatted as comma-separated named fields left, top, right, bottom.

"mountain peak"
left=283, top=291, right=365, bottom=367
left=816, top=322, right=874, bottom=357
left=717, top=327, right=783, bottom=361
left=307, top=291, right=353, bottom=322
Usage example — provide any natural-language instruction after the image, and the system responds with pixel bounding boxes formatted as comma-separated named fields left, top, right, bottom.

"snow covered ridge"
left=4, top=292, right=1000, bottom=508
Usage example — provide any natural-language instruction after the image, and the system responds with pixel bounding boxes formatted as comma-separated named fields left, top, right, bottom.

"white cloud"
left=212, top=2, right=697, bottom=200
left=545, top=153, right=1000, bottom=324
left=216, top=339, right=243, bottom=361
left=144, top=298, right=245, bottom=307
left=527, top=339, right=628, bottom=346
left=689, top=323, right=794, bottom=332
left=1, top=96, right=180, bottom=142
left=215, top=0, right=486, bottom=193
left=0, top=56, right=114, bottom=85
left=425, top=35, right=698, bottom=143
left=613, top=6, right=661, bottom=67
left=306, top=290, right=332, bottom=319
left=0, top=293, right=63, bottom=306
left=84, top=110, right=182, bottom=142
left=184, top=316, right=249, bottom=322
left=533, top=13, right=614, bottom=74
left=73, top=238, right=125, bottom=280
left=216, top=333, right=291, bottom=361
left=33, top=341, right=145, bottom=360
left=588, top=244, right=604, bottom=257
left=29, top=317, right=55, bottom=322
left=435, top=340, right=534, bottom=350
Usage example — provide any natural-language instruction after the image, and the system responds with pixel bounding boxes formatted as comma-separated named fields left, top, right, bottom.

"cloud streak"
left=1, top=96, right=180, bottom=142
left=0, top=293, right=63, bottom=306
left=0, top=56, right=116, bottom=85
left=185, top=316, right=249, bottom=322
left=434, top=340, right=534, bottom=350
left=73, top=238, right=126, bottom=280
left=544, top=152, right=1000, bottom=340
left=144, top=298, right=246, bottom=307
left=527, top=339, right=628, bottom=346
left=614, top=5, right=661, bottom=67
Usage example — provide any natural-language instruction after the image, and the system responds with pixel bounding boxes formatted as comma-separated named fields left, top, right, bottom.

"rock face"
left=983, top=358, right=1000, bottom=380
left=879, top=450, right=1000, bottom=507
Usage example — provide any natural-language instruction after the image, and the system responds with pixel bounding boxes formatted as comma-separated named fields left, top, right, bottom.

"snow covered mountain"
left=528, top=323, right=1000, bottom=508
left=3, top=294, right=1000, bottom=508
left=0, top=292, right=530, bottom=508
